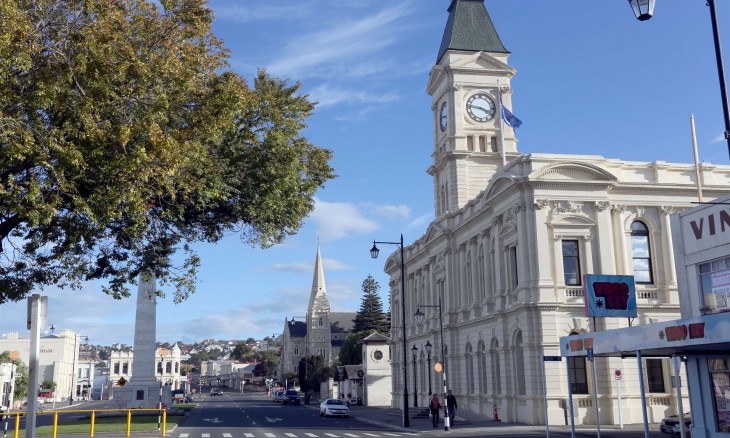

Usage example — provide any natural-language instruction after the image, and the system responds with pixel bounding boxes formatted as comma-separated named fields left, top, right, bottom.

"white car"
left=319, top=398, right=349, bottom=418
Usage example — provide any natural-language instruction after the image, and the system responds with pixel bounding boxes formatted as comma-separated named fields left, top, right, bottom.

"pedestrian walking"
left=429, top=394, right=441, bottom=428
left=446, top=389, right=458, bottom=428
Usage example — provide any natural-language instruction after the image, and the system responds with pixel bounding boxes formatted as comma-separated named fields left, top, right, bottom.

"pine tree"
left=352, top=275, right=389, bottom=334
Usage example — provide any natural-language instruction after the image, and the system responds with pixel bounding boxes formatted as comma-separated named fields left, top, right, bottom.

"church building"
left=380, top=0, right=730, bottom=426
left=278, top=245, right=356, bottom=379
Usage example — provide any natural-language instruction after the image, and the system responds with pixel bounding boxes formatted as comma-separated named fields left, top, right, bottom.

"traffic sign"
left=614, top=369, right=622, bottom=380
left=543, top=356, right=562, bottom=362
left=587, top=347, right=594, bottom=361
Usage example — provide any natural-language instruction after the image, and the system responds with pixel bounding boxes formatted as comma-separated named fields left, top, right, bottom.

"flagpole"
left=497, top=80, right=507, bottom=167
left=690, top=114, right=704, bottom=203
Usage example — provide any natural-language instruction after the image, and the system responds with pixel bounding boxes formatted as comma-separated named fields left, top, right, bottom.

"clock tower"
left=427, top=0, right=518, bottom=216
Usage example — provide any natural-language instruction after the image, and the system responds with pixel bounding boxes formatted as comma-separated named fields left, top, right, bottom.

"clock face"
left=372, top=350, right=383, bottom=361
left=440, top=102, right=447, bottom=131
left=466, top=93, right=496, bottom=122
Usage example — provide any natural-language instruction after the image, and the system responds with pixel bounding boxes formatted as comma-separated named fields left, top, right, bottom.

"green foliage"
left=0, top=351, right=28, bottom=398
left=229, top=343, right=252, bottom=361
left=352, top=275, right=389, bottom=334
left=304, top=355, right=332, bottom=395
left=0, top=0, right=334, bottom=304
left=252, top=359, right=277, bottom=377
left=338, top=330, right=377, bottom=365
left=40, top=379, right=56, bottom=390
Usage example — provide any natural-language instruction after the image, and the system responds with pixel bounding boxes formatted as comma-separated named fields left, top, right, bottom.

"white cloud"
left=309, top=85, right=399, bottom=109
left=309, top=198, right=378, bottom=241
left=710, top=134, right=726, bottom=144
left=256, top=257, right=351, bottom=274
left=366, top=203, right=411, bottom=219
left=266, top=2, right=416, bottom=79
left=212, top=3, right=313, bottom=22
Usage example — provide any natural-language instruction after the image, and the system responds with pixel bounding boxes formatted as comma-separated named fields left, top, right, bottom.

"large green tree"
left=352, top=275, right=389, bottom=334
left=0, top=0, right=334, bottom=304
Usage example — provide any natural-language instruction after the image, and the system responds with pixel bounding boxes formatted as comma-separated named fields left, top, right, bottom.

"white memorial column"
left=130, top=273, right=159, bottom=385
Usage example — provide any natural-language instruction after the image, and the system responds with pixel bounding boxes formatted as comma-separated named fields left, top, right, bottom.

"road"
left=175, top=390, right=404, bottom=438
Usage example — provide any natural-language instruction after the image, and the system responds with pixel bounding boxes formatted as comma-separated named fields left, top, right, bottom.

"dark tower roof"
left=436, top=0, right=509, bottom=63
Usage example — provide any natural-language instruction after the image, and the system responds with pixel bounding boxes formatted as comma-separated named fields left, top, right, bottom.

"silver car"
left=319, top=398, right=349, bottom=418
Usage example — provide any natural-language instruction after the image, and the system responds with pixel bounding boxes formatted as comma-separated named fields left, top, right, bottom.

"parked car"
left=281, top=390, right=301, bottom=405
left=21, top=400, right=44, bottom=412
left=319, top=398, right=349, bottom=418
left=272, top=390, right=285, bottom=403
left=660, top=412, right=692, bottom=436
left=210, top=388, right=223, bottom=396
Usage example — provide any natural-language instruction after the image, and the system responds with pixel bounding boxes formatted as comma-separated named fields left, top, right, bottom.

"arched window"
left=166, top=361, right=172, bottom=373
left=318, top=317, right=323, bottom=326
left=157, top=361, right=163, bottom=375
left=175, top=362, right=179, bottom=373
left=478, top=246, right=486, bottom=302
left=477, top=341, right=488, bottom=394
left=631, top=221, right=653, bottom=284
left=466, top=251, right=474, bottom=305
left=491, top=338, right=501, bottom=395
left=514, top=331, right=525, bottom=395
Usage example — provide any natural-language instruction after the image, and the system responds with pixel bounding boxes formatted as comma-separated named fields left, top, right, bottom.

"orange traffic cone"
left=493, top=406, right=500, bottom=422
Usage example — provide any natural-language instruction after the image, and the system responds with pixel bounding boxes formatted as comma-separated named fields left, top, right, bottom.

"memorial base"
left=113, top=382, right=172, bottom=409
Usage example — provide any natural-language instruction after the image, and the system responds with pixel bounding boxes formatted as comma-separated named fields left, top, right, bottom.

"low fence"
left=1, top=408, right=167, bottom=438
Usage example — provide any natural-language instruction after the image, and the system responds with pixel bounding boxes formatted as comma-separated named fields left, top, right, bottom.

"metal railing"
left=1, top=408, right=167, bottom=438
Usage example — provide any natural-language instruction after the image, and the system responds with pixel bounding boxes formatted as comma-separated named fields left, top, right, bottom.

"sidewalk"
left=340, top=404, right=661, bottom=436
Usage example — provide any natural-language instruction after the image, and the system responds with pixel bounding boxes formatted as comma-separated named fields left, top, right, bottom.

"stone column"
left=130, top=273, right=158, bottom=385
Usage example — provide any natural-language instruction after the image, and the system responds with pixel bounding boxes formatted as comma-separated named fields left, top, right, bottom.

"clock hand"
left=472, top=105, right=490, bottom=112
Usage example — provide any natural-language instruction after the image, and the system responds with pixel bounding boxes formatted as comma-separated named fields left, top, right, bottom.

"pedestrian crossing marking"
left=179, top=434, right=189, bottom=438
left=285, top=434, right=298, bottom=437
left=363, top=435, right=379, bottom=437
left=265, top=434, right=277, bottom=438
left=202, top=434, right=210, bottom=438
left=244, top=434, right=255, bottom=437
left=305, top=434, right=319, bottom=437
left=344, top=434, right=360, bottom=437
left=324, top=434, right=339, bottom=437
left=223, top=434, right=232, bottom=438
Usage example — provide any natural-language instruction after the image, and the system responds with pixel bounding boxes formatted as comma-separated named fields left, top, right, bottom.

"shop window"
left=646, top=359, right=665, bottom=392
left=630, top=221, right=653, bottom=284
left=562, top=240, right=582, bottom=286
left=698, top=256, right=730, bottom=314
left=709, top=358, right=730, bottom=432
left=568, top=356, right=589, bottom=394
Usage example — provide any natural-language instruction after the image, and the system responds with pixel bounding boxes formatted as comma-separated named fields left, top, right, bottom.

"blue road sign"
left=543, top=356, right=562, bottom=362
left=587, top=347, right=594, bottom=361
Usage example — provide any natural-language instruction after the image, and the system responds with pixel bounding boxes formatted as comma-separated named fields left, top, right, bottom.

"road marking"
left=244, top=434, right=255, bottom=438
left=223, top=434, right=232, bottom=438
left=178, top=434, right=189, bottom=438
left=344, top=434, right=360, bottom=437
left=363, top=434, right=380, bottom=437
left=324, top=434, right=340, bottom=437
left=305, top=434, right=319, bottom=437
left=383, top=434, right=402, bottom=437
left=202, top=434, right=210, bottom=438
left=265, top=434, right=277, bottom=438
left=285, top=434, right=298, bottom=437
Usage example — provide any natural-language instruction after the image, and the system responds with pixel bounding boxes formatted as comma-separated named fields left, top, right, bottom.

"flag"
left=501, top=104, right=522, bottom=130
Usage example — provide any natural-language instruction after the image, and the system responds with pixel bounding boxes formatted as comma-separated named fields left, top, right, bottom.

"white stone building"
left=380, top=0, right=730, bottom=426
left=108, top=344, right=183, bottom=398
left=0, top=329, right=82, bottom=403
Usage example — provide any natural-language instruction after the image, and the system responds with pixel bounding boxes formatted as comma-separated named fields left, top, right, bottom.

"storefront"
left=560, top=195, right=730, bottom=438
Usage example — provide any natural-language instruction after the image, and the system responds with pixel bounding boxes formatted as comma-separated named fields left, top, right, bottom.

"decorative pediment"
left=449, top=52, right=515, bottom=75
left=483, top=174, right=520, bottom=200
left=550, top=214, right=596, bottom=227
left=529, top=162, right=618, bottom=183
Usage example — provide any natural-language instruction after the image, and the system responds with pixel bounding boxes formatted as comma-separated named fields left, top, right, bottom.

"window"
left=631, top=221, right=653, bottom=283
left=709, top=358, right=730, bottom=432
left=113, top=363, right=119, bottom=374
left=294, top=346, right=299, bottom=355
left=478, top=246, right=486, bottom=301
left=478, top=342, right=488, bottom=394
left=509, top=246, right=519, bottom=290
left=491, top=338, right=501, bottom=395
left=568, top=356, right=588, bottom=394
left=699, top=256, right=730, bottom=313
left=562, top=240, right=582, bottom=285
left=466, top=344, right=474, bottom=393
left=514, top=331, right=526, bottom=395
left=122, top=362, right=128, bottom=375
left=466, top=251, right=473, bottom=305
left=646, top=359, right=665, bottom=393
left=157, top=361, right=163, bottom=374
left=166, top=362, right=172, bottom=373
left=319, top=317, right=323, bottom=327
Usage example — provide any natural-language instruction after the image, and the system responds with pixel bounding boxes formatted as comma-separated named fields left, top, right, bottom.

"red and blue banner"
left=584, top=274, right=637, bottom=318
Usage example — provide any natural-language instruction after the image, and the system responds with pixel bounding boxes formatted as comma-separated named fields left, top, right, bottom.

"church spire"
left=308, top=243, right=330, bottom=313
left=436, top=0, right=509, bottom=63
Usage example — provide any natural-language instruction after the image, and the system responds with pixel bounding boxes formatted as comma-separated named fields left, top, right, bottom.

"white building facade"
left=108, top=344, right=183, bottom=398
left=382, top=0, right=730, bottom=426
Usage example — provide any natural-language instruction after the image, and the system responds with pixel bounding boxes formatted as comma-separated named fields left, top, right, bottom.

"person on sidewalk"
left=446, top=389, right=457, bottom=428
left=429, top=394, right=441, bottom=429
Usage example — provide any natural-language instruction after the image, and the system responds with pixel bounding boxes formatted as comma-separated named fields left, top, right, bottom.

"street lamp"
left=411, top=344, right=418, bottom=407
left=629, top=0, right=730, bottom=157
left=370, top=234, right=410, bottom=428
left=425, top=340, right=433, bottom=396
left=414, top=295, right=449, bottom=431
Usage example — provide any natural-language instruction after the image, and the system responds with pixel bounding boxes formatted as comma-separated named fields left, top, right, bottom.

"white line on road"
left=244, top=434, right=255, bottom=438
left=383, top=434, right=402, bottom=437
left=343, top=434, right=360, bottom=437
left=223, top=434, right=232, bottom=437
left=265, top=433, right=277, bottom=438
left=305, top=434, right=319, bottom=437
left=178, top=434, right=189, bottom=438
left=285, top=434, right=298, bottom=437
left=363, top=434, right=380, bottom=437
left=324, top=434, right=340, bottom=437
left=202, top=434, right=210, bottom=438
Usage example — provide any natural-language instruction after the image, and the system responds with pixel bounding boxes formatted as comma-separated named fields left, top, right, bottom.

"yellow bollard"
left=52, top=411, right=59, bottom=438
left=126, top=410, right=132, bottom=437
left=14, top=413, right=20, bottom=438
left=90, top=411, right=96, bottom=438
left=161, top=409, right=167, bottom=436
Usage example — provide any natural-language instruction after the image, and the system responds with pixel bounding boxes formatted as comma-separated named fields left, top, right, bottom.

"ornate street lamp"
left=627, top=0, right=655, bottom=21
left=629, top=0, right=730, bottom=157
left=414, top=296, right=450, bottom=431
left=370, top=234, right=410, bottom=428
left=425, top=340, right=433, bottom=396
left=411, top=344, right=418, bottom=407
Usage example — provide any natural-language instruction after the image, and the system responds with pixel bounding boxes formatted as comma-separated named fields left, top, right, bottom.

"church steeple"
left=308, top=243, right=329, bottom=313
left=436, top=0, right=509, bottom=63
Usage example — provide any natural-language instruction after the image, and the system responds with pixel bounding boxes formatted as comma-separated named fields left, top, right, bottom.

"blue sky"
left=2, top=0, right=730, bottom=346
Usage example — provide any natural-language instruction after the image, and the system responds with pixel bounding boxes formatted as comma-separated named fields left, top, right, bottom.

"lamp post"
left=628, top=0, right=730, bottom=157
left=411, top=344, right=418, bottom=407
left=425, top=340, right=433, bottom=396
left=414, top=295, right=449, bottom=431
left=370, top=234, right=410, bottom=428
